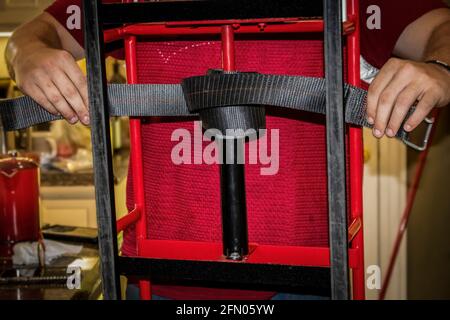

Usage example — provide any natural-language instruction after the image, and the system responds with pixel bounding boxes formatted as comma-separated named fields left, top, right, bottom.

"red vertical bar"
left=222, top=25, right=235, bottom=70
left=124, top=38, right=146, bottom=249
left=347, top=0, right=365, bottom=300
left=124, top=34, right=152, bottom=301
left=123, top=0, right=151, bottom=299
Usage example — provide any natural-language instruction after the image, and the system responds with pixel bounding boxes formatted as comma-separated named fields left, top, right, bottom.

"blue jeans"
left=125, top=284, right=328, bottom=300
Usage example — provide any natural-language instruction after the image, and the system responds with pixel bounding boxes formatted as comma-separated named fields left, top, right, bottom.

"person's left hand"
left=366, top=58, right=450, bottom=138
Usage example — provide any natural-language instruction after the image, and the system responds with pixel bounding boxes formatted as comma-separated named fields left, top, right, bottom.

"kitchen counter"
left=0, top=243, right=101, bottom=300
left=40, top=149, right=129, bottom=187
left=39, top=149, right=129, bottom=229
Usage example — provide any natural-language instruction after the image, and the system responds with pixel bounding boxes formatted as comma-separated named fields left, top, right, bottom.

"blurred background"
left=0, top=0, right=129, bottom=300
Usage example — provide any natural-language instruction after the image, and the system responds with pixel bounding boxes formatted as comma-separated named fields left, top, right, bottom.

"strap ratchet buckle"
left=402, top=117, right=434, bottom=151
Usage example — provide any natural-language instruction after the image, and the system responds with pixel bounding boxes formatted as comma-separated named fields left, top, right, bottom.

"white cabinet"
left=40, top=186, right=97, bottom=228
left=40, top=177, right=128, bottom=229
left=363, top=128, right=407, bottom=300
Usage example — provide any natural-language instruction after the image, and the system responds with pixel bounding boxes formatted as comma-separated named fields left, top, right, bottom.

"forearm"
left=424, top=20, right=450, bottom=63
left=5, top=13, right=89, bottom=125
left=6, top=18, right=62, bottom=80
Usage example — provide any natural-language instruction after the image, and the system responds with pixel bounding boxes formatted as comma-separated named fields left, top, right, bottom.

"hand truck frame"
left=82, top=0, right=365, bottom=300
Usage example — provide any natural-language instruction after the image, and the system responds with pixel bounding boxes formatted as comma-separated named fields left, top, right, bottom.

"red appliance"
left=0, top=153, right=40, bottom=262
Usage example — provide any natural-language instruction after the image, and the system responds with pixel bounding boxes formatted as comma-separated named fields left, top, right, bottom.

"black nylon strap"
left=0, top=73, right=408, bottom=140
left=0, top=84, right=187, bottom=131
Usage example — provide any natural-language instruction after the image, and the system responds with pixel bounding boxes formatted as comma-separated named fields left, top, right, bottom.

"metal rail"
left=83, top=0, right=121, bottom=300
left=102, top=0, right=323, bottom=24
left=324, top=0, right=350, bottom=300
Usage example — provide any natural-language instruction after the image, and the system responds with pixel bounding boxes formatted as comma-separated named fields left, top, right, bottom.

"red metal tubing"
left=221, top=25, right=235, bottom=71
left=379, top=110, right=440, bottom=300
left=139, top=240, right=361, bottom=269
left=122, top=20, right=324, bottom=36
left=346, top=0, right=366, bottom=300
left=104, top=27, right=124, bottom=43
left=103, top=19, right=354, bottom=43
left=116, top=206, right=141, bottom=233
left=124, top=31, right=151, bottom=300
left=166, top=17, right=312, bottom=27
left=124, top=37, right=147, bottom=246
left=118, top=20, right=356, bottom=37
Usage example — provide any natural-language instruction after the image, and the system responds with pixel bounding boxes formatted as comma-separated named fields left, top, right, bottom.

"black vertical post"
left=324, top=0, right=350, bottom=300
left=221, top=137, right=249, bottom=260
left=83, top=0, right=121, bottom=300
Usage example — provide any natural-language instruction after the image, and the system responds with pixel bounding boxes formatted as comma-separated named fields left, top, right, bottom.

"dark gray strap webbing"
left=0, top=73, right=408, bottom=140
left=0, top=84, right=187, bottom=131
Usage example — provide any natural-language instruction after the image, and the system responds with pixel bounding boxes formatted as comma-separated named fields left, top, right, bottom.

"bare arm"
left=5, top=12, right=89, bottom=125
left=367, top=8, right=450, bottom=138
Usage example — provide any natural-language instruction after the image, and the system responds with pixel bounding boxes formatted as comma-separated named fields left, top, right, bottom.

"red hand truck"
left=82, top=0, right=365, bottom=300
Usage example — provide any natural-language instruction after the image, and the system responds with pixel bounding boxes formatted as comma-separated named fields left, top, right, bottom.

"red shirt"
left=46, top=0, right=446, bottom=300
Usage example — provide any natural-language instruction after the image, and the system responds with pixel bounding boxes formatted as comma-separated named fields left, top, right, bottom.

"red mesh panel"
left=122, top=38, right=331, bottom=257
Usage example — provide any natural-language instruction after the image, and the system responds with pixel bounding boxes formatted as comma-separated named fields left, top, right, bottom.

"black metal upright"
left=83, top=0, right=121, bottom=300
left=323, top=0, right=350, bottom=300
left=220, top=137, right=249, bottom=260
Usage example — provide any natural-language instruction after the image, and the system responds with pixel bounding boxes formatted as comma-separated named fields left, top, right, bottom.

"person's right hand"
left=13, top=46, right=89, bottom=125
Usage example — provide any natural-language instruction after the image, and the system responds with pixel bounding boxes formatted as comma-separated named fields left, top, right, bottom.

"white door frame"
left=363, top=128, right=407, bottom=300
